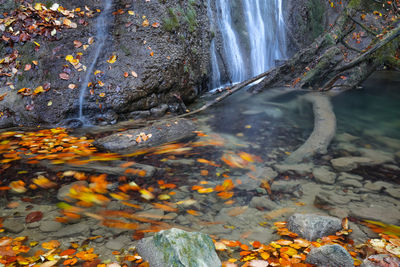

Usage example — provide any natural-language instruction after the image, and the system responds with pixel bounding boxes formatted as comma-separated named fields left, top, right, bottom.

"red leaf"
left=25, top=211, right=43, bottom=223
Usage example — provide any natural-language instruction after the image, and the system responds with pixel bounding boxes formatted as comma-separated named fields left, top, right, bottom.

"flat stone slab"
left=274, top=163, right=313, bottom=175
left=95, top=118, right=197, bottom=153
left=349, top=205, right=400, bottom=225
left=331, top=157, right=374, bottom=172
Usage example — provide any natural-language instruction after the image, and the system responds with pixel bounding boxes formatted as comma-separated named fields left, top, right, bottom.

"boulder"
left=137, top=228, right=221, bottom=267
left=287, top=213, right=342, bottom=241
left=95, top=118, right=196, bottom=153
left=306, top=244, right=354, bottom=267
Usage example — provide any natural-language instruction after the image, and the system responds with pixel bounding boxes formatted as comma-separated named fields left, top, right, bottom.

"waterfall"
left=210, top=0, right=287, bottom=88
left=77, top=0, right=113, bottom=123
left=215, top=0, right=246, bottom=84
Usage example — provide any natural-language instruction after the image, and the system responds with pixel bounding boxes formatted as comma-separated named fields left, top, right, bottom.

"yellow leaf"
left=34, top=86, right=45, bottom=94
left=107, top=54, right=117, bottom=64
left=197, top=188, right=214, bottom=194
left=128, top=10, right=134, bottom=15
left=34, top=3, right=42, bottom=10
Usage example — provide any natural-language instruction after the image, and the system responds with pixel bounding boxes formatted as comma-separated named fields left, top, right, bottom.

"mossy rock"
left=137, top=228, right=222, bottom=267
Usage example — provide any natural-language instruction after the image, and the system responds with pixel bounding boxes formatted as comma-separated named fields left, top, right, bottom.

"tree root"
left=285, top=93, right=336, bottom=163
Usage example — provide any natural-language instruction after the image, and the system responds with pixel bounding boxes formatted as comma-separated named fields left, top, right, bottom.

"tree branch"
left=348, top=15, right=378, bottom=36
left=336, top=24, right=400, bottom=72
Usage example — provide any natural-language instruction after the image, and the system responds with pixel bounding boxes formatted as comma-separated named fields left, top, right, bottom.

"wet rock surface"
left=95, top=118, right=196, bottom=152
left=287, top=213, right=342, bottom=241
left=0, top=0, right=211, bottom=127
left=137, top=228, right=222, bottom=267
left=306, top=244, right=354, bottom=267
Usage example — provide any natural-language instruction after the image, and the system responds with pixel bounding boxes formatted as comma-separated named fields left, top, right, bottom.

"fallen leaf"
left=59, top=73, right=70, bottom=80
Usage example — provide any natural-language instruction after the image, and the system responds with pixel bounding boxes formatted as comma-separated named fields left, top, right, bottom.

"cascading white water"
left=78, top=0, right=112, bottom=122
left=210, top=0, right=286, bottom=88
left=215, top=0, right=246, bottom=84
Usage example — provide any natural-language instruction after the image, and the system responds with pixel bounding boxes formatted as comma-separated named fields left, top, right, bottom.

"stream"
left=0, top=72, right=399, bottom=263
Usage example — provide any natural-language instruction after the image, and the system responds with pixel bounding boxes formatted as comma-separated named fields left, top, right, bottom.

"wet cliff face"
left=0, top=0, right=211, bottom=127
left=284, top=0, right=344, bottom=56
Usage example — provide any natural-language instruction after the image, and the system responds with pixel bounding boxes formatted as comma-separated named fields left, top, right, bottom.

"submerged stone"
left=313, top=166, right=337, bottom=184
left=306, top=244, right=354, bottom=267
left=95, top=118, right=196, bottom=153
left=137, top=228, right=221, bottom=267
left=287, top=213, right=342, bottom=241
left=331, top=157, right=374, bottom=171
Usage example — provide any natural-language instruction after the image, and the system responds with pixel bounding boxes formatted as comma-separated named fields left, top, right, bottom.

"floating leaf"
left=107, top=54, right=117, bottom=64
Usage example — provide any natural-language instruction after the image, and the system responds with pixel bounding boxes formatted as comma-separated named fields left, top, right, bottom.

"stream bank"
left=0, top=0, right=211, bottom=127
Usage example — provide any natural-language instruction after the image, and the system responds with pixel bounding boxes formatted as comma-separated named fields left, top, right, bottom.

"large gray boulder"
left=287, top=213, right=342, bottom=241
left=137, top=228, right=221, bottom=267
left=95, top=118, right=196, bottom=153
left=306, top=244, right=354, bottom=267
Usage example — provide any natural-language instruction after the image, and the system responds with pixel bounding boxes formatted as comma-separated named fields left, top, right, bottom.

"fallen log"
left=285, top=93, right=336, bottom=163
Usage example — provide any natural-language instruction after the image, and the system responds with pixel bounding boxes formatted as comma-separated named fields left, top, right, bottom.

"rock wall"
left=284, top=0, right=345, bottom=56
left=0, top=0, right=211, bottom=127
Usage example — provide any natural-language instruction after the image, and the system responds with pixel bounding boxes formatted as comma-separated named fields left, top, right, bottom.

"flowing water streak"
left=215, top=0, right=246, bottom=84
left=207, top=0, right=221, bottom=89
left=78, top=0, right=113, bottom=121
left=243, top=0, right=266, bottom=76
left=209, top=0, right=287, bottom=88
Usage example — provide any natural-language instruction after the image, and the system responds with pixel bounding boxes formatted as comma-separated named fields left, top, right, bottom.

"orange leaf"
left=63, top=258, right=78, bottom=266
left=60, top=249, right=76, bottom=256
left=187, top=209, right=200, bottom=216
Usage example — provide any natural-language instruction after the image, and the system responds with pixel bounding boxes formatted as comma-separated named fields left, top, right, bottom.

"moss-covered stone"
left=137, top=228, right=221, bottom=267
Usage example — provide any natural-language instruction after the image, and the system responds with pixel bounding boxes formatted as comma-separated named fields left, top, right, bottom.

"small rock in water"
left=51, top=222, right=90, bottom=238
left=385, top=187, right=400, bottom=199
left=137, top=228, right=221, bottom=267
left=105, top=238, right=127, bottom=251
left=339, top=179, right=363, bottom=188
left=249, top=196, right=277, bottom=210
left=271, top=180, right=302, bottom=196
left=274, top=163, right=313, bottom=175
left=305, top=244, right=354, bottom=267
left=361, top=254, right=400, bottom=267
left=312, top=166, right=337, bottom=184
left=39, top=221, right=62, bottom=232
left=287, top=213, right=342, bottom=241
left=3, top=219, right=25, bottom=233
left=338, top=172, right=364, bottom=181
left=330, top=157, right=374, bottom=171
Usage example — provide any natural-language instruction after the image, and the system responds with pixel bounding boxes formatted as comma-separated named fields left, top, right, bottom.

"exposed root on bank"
left=285, top=93, right=336, bottom=164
